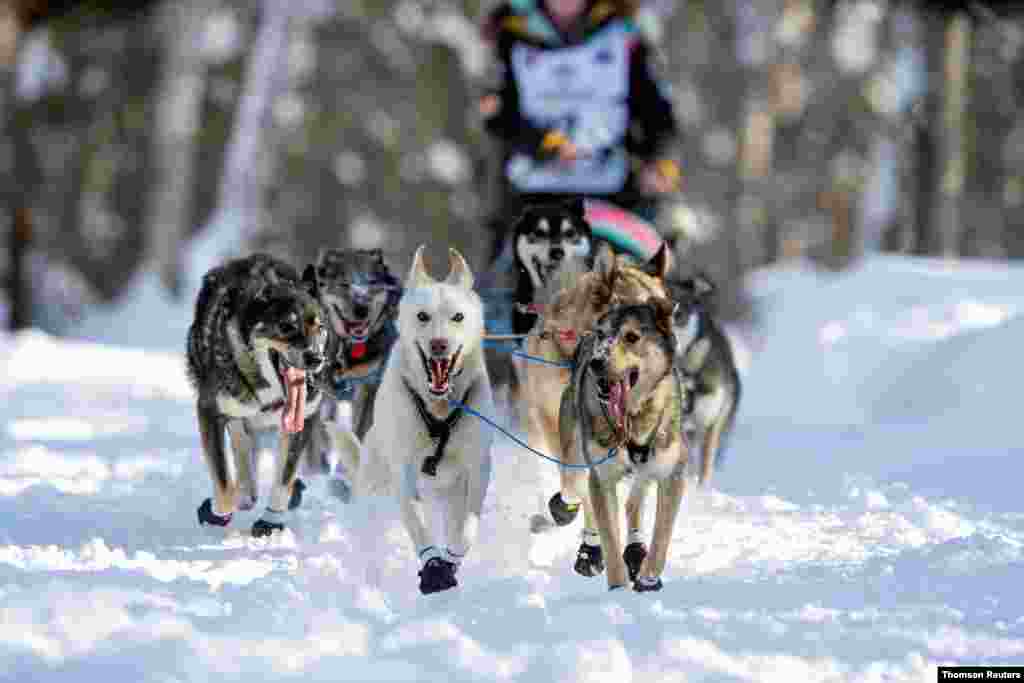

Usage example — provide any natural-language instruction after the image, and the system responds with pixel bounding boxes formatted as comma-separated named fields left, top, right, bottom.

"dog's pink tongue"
left=608, top=380, right=627, bottom=432
left=282, top=367, right=307, bottom=434
left=429, top=358, right=450, bottom=392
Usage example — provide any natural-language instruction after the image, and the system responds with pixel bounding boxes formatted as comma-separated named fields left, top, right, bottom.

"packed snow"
left=3, top=254, right=1023, bottom=681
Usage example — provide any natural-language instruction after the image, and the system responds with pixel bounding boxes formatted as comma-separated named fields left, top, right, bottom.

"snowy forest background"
left=1, top=0, right=1023, bottom=334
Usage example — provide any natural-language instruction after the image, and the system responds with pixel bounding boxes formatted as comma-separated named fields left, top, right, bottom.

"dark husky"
left=186, top=254, right=329, bottom=537
left=667, top=274, right=741, bottom=486
left=313, top=248, right=401, bottom=440
left=560, top=299, right=688, bottom=592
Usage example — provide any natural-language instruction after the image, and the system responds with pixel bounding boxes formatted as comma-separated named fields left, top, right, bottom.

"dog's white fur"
left=358, top=246, right=495, bottom=570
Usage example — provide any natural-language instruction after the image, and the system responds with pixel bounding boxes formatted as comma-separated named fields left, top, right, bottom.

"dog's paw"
left=549, top=492, right=580, bottom=527
left=251, top=518, right=285, bottom=538
left=197, top=499, right=232, bottom=527
left=288, top=479, right=307, bottom=511
left=634, top=575, right=663, bottom=592
left=418, top=557, right=458, bottom=595
left=623, top=542, right=648, bottom=583
left=574, top=543, right=605, bottom=577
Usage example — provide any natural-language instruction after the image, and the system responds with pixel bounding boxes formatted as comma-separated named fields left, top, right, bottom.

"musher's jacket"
left=481, top=0, right=679, bottom=208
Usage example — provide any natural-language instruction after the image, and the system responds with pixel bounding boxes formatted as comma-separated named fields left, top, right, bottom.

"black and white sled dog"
left=358, top=246, right=495, bottom=595
left=186, top=254, right=330, bottom=537
left=668, top=274, right=742, bottom=487
left=512, top=197, right=593, bottom=335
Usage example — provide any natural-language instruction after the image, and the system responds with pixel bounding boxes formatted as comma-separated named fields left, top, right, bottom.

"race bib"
left=507, top=23, right=632, bottom=194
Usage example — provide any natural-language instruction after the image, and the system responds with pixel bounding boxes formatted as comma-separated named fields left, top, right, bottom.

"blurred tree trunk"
left=937, top=11, right=970, bottom=258
left=910, top=9, right=940, bottom=256
left=221, top=0, right=290, bottom=250
left=732, top=0, right=779, bottom=271
left=415, top=39, right=480, bottom=273
left=0, top=3, right=35, bottom=330
left=144, top=0, right=206, bottom=298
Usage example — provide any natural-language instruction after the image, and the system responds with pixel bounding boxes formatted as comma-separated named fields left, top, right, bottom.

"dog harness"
left=331, top=320, right=398, bottom=400
left=403, top=380, right=476, bottom=477
left=583, top=372, right=682, bottom=465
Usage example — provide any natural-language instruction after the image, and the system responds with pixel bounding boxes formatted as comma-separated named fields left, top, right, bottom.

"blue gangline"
left=447, top=397, right=616, bottom=470
left=510, top=348, right=574, bottom=369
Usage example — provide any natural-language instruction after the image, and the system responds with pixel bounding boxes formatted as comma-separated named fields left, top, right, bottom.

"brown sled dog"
left=522, top=241, right=673, bottom=576
left=560, top=299, right=688, bottom=591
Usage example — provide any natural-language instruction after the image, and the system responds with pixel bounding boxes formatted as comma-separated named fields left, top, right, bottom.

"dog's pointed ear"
left=301, top=264, right=320, bottom=299
left=446, top=248, right=475, bottom=291
left=566, top=196, right=586, bottom=221
left=594, top=242, right=616, bottom=279
left=648, top=243, right=673, bottom=280
left=653, top=296, right=676, bottom=339
left=692, top=272, right=716, bottom=298
left=407, top=245, right=434, bottom=288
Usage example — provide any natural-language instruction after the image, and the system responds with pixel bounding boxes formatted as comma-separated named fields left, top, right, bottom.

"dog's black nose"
left=303, top=351, right=324, bottom=370
left=430, top=338, right=449, bottom=356
left=549, top=247, right=565, bottom=262
left=589, top=357, right=606, bottom=374
left=352, top=303, right=370, bottom=319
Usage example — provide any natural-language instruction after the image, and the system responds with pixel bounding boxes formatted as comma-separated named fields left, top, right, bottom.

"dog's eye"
left=624, top=331, right=640, bottom=345
left=451, top=312, right=464, bottom=323
left=417, top=311, right=431, bottom=323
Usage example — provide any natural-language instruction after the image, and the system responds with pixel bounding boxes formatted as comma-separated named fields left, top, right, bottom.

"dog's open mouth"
left=270, top=350, right=307, bottom=434
left=419, top=345, right=462, bottom=398
left=531, top=257, right=560, bottom=288
left=332, top=305, right=371, bottom=342
left=344, top=318, right=370, bottom=341
left=597, top=367, right=640, bottom=434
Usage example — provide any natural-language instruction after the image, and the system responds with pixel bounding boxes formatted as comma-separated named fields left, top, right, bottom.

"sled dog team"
left=186, top=199, right=741, bottom=595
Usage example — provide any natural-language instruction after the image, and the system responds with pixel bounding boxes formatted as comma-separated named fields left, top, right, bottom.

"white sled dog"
left=359, top=246, right=495, bottom=595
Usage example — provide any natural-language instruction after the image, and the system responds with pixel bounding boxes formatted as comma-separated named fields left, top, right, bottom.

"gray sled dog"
left=668, top=274, right=741, bottom=487
left=186, top=254, right=330, bottom=537
left=560, top=299, right=688, bottom=592
left=314, top=247, right=401, bottom=438
left=358, top=246, right=495, bottom=595
left=307, top=248, right=401, bottom=496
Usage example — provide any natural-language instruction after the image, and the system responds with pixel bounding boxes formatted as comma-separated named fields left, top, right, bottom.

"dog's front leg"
left=196, top=403, right=237, bottom=527
left=252, top=424, right=312, bottom=537
left=444, top=452, right=492, bottom=567
left=623, top=478, right=655, bottom=582
left=227, top=421, right=257, bottom=510
left=588, top=470, right=627, bottom=590
left=637, top=475, right=686, bottom=592
left=400, top=462, right=455, bottom=595
left=398, top=460, right=433, bottom=557
left=352, top=383, right=379, bottom=440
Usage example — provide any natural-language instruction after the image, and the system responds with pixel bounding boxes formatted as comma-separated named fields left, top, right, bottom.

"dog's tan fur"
left=563, top=301, right=688, bottom=590
left=521, top=243, right=673, bottom=543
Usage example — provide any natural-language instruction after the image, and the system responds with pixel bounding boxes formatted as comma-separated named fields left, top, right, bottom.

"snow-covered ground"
left=3, top=254, right=1024, bottom=682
